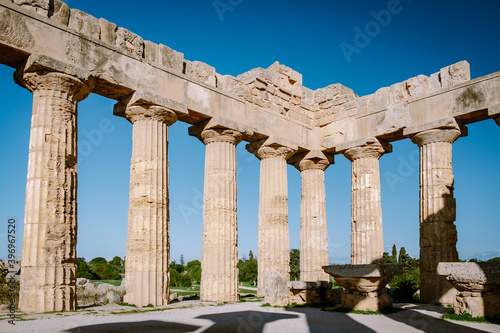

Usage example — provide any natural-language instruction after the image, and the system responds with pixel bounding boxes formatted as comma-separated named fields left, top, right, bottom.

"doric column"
left=190, top=125, right=242, bottom=303
left=292, top=152, right=333, bottom=282
left=247, top=139, right=296, bottom=296
left=343, top=141, right=391, bottom=265
left=412, top=128, right=461, bottom=304
left=122, top=103, right=177, bottom=307
left=14, top=55, right=95, bottom=312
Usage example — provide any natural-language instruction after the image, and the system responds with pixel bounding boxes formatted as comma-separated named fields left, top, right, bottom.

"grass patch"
left=118, top=302, right=137, bottom=307
left=110, top=308, right=166, bottom=315
left=90, top=280, right=122, bottom=286
left=442, top=313, right=497, bottom=324
left=239, top=288, right=257, bottom=294
left=260, top=303, right=271, bottom=307
left=324, top=307, right=404, bottom=315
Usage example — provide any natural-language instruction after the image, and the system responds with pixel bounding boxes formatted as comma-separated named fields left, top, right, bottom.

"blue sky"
left=0, top=0, right=499, bottom=264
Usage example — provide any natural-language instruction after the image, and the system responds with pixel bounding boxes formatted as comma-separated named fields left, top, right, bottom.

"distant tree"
left=392, top=245, right=397, bottom=263
left=468, top=258, right=481, bottom=263
left=487, top=257, right=500, bottom=263
left=180, top=254, right=185, bottom=266
left=249, top=251, right=254, bottom=261
left=99, top=264, right=121, bottom=280
left=188, top=265, right=201, bottom=282
left=77, top=258, right=99, bottom=279
left=89, top=257, right=107, bottom=266
left=109, top=256, right=123, bottom=267
left=170, top=261, right=184, bottom=274
left=290, top=249, right=300, bottom=281
left=186, top=260, right=201, bottom=269
left=398, top=247, right=407, bottom=264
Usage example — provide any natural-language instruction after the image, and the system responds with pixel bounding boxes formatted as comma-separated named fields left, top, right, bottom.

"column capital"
left=125, top=104, right=178, bottom=125
left=198, top=128, right=243, bottom=145
left=246, top=138, right=297, bottom=160
left=411, top=128, right=461, bottom=147
left=114, top=91, right=187, bottom=125
left=14, top=54, right=95, bottom=102
left=343, top=141, right=392, bottom=162
left=291, top=150, right=334, bottom=172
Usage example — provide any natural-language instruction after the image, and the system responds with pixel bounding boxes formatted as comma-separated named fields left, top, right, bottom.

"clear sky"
left=0, top=0, right=499, bottom=264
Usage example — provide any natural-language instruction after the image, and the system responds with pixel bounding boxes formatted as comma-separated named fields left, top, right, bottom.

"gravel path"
left=1, top=302, right=498, bottom=333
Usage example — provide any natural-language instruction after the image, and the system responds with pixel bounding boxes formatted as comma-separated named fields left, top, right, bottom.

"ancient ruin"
left=1, top=0, right=499, bottom=313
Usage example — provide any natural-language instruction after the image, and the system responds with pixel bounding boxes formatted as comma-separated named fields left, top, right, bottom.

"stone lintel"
left=113, top=90, right=187, bottom=120
left=403, top=116, right=467, bottom=138
left=289, top=150, right=334, bottom=171
left=14, top=54, right=95, bottom=87
left=336, top=137, right=392, bottom=155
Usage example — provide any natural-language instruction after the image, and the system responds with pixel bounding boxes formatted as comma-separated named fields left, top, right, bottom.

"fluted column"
left=343, top=141, right=391, bottom=265
left=247, top=140, right=296, bottom=296
left=123, top=104, right=177, bottom=307
left=412, top=129, right=461, bottom=304
left=15, top=58, right=94, bottom=312
left=293, top=153, right=333, bottom=282
left=192, top=127, right=242, bottom=303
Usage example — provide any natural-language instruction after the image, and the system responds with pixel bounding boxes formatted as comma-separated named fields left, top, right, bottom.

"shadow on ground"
left=63, top=320, right=200, bottom=333
left=196, top=310, right=298, bottom=332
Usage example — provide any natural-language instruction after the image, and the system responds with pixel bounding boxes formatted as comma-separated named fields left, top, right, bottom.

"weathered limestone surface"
left=437, top=262, right=500, bottom=318
left=247, top=139, right=297, bottom=296
left=341, top=139, right=392, bottom=265
left=412, top=128, right=461, bottom=304
left=287, top=281, right=337, bottom=305
left=189, top=123, right=243, bottom=303
left=117, top=93, right=181, bottom=307
left=15, top=55, right=94, bottom=313
left=264, top=271, right=289, bottom=306
left=292, top=151, right=333, bottom=282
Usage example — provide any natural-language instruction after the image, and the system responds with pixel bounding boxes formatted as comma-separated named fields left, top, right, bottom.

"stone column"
left=412, top=129, right=461, bottom=304
left=122, top=103, right=177, bottom=307
left=15, top=56, right=94, bottom=313
left=343, top=141, right=391, bottom=265
left=247, top=140, right=296, bottom=296
left=191, top=126, right=242, bottom=303
left=293, top=152, right=333, bottom=282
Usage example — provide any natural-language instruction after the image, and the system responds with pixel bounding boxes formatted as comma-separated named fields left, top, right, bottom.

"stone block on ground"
left=264, top=271, right=289, bottom=306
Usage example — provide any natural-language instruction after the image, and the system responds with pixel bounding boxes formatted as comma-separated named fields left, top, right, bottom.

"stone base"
left=341, top=291, right=393, bottom=311
left=264, top=271, right=289, bottom=306
left=287, top=281, right=340, bottom=305
left=454, top=291, right=500, bottom=319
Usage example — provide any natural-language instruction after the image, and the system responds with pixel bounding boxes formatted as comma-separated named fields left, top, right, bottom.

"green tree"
left=109, top=256, right=123, bottom=267
left=186, top=260, right=200, bottom=269
left=89, top=257, right=107, bottom=266
left=487, top=257, right=500, bottom=263
left=290, top=249, right=300, bottom=281
left=391, top=244, right=397, bottom=263
left=398, top=247, right=407, bottom=264
left=77, top=258, right=99, bottom=279
left=180, top=254, right=185, bottom=266
left=170, top=261, right=184, bottom=274
left=99, top=264, right=121, bottom=280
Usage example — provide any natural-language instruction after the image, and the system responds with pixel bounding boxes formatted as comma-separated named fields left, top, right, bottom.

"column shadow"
left=63, top=320, right=200, bottom=333
left=196, top=310, right=298, bottom=332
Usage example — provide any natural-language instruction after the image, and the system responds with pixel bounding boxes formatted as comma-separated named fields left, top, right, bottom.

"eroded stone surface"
left=264, top=271, right=289, bottom=306
left=15, top=56, right=94, bottom=313
left=412, top=129, right=461, bottom=304
left=247, top=138, right=297, bottom=296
